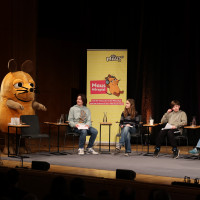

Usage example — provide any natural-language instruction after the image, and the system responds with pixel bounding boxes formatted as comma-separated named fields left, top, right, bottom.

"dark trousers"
left=156, top=129, right=179, bottom=149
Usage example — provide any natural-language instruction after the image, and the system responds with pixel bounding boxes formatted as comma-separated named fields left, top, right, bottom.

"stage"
left=2, top=145, right=200, bottom=200
left=1, top=145, right=199, bottom=182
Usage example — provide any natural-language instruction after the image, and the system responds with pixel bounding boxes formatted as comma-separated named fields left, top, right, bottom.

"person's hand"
left=171, top=125, right=177, bottom=129
left=120, top=125, right=124, bottom=128
left=167, top=109, right=172, bottom=113
left=125, top=124, right=131, bottom=127
left=75, top=124, right=79, bottom=128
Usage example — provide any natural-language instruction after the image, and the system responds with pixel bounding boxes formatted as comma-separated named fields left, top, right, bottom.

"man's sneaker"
left=87, top=148, right=98, bottom=155
left=124, top=153, right=130, bottom=156
left=189, top=148, right=199, bottom=156
left=153, top=147, right=160, bottom=157
left=173, top=149, right=180, bottom=159
left=116, top=144, right=121, bottom=152
left=78, top=148, right=84, bottom=155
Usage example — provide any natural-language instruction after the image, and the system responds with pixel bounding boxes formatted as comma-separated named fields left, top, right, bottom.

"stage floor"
left=1, top=145, right=199, bottom=185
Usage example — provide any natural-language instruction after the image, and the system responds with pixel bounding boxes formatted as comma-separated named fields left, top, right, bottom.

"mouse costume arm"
left=7, top=99, right=24, bottom=110
left=32, top=101, right=47, bottom=111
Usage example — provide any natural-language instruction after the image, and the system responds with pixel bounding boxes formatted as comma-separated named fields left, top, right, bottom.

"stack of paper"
left=78, top=124, right=89, bottom=130
left=161, top=123, right=172, bottom=130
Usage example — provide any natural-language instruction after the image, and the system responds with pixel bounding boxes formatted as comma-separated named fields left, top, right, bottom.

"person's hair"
left=170, top=100, right=180, bottom=108
left=70, top=177, right=85, bottom=195
left=119, top=186, right=136, bottom=200
left=148, top=189, right=171, bottom=200
left=124, top=99, right=136, bottom=119
left=77, top=94, right=87, bottom=106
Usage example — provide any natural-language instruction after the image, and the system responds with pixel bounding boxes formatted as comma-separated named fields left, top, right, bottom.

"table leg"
left=99, top=124, right=101, bottom=152
left=147, top=127, right=150, bottom=154
left=143, top=126, right=153, bottom=156
left=8, top=127, right=10, bottom=157
left=109, top=125, right=111, bottom=152
left=48, top=124, right=51, bottom=152
left=57, top=125, right=60, bottom=152
left=16, top=127, right=18, bottom=156
left=50, top=125, right=70, bottom=155
left=99, top=125, right=111, bottom=154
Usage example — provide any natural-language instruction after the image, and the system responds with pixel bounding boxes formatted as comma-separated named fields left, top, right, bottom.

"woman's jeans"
left=119, top=126, right=136, bottom=153
left=74, top=127, right=98, bottom=149
left=196, top=139, right=200, bottom=148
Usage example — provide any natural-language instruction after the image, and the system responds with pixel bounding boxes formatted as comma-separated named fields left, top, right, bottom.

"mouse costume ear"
left=8, top=59, right=18, bottom=72
left=21, top=60, right=34, bottom=73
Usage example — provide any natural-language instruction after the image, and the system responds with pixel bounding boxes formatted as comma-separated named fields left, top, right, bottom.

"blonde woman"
left=116, top=99, right=139, bottom=156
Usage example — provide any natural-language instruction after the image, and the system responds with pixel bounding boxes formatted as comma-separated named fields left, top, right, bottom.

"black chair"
left=175, top=129, right=189, bottom=150
left=19, top=115, right=50, bottom=154
left=64, top=114, right=90, bottom=152
left=115, top=115, right=143, bottom=153
left=131, top=115, right=144, bottom=153
left=165, top=128, right=189, bottom=152
left=63, top=125, right=79, bottom=152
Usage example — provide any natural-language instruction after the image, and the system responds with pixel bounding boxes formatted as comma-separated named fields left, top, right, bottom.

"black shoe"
left=173, top=149, right=180, bottom=159
left=153, top=147, right=160, bottom=157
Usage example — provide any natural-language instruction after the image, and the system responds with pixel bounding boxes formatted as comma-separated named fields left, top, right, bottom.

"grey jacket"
left=161, top=110, right=187, bottom=132
left=68, top=105, right=92, bottom=128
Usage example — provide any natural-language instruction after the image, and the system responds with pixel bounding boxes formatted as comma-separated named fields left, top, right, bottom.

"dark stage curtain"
left=131, top=1, right=200, bottom=145
left=37, top=0, right=200, bottom=145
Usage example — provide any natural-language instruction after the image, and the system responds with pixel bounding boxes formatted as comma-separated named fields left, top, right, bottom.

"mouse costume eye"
left=29, top=83, right=34, bottom=87
left=14, top=82, right=23, bottom=88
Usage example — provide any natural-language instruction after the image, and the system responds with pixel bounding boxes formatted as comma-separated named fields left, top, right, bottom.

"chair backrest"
left=135, top=115, right=142, bottom=134
left=135, top=115, right=142, bottom=123
left=20, top=115, right=41, bottom=136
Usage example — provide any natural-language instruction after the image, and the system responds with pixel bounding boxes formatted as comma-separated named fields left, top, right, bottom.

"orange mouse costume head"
left=0, top=59, right=46, bottom=133
left=1, top=60, right=35, bottom=103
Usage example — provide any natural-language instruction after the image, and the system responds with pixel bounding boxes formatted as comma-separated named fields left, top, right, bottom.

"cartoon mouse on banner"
left=0, top=59, right=47, bottom=133
left=105, top=74, right=124, bottom=97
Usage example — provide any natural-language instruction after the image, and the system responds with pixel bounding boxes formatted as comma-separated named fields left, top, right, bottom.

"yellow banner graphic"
left=87, top=49, right=127, bottom=144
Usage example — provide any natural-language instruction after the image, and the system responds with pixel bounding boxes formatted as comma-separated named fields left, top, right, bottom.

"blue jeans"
left=119, top=126, right=136, bottom=153
left=74, top=127, right=98, bottom=148
left=196, top=139, right=200, bottom=148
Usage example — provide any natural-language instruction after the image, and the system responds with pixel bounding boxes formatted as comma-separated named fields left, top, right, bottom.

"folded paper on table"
left=78, top=124, right=89, bottom=130
left=161, top=123, right=172, bottom=130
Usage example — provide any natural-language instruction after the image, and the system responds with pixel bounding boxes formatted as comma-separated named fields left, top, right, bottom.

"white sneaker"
left=78, top=148, right=84, bottom=155
left=87, top=148, right=98, bottom=155
left=116, top=144, right=121, bottom=152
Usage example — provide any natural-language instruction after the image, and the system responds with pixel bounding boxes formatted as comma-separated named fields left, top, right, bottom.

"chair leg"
left=63, top=133, right=66, bottom=151
left=39, top=138, right=41, bottom=152
left=187, top=139, right=189, bottom=152
left=27, top=138, right=32, bottom=154
left=73, top=135, right=75, bottom=152
left=140, top=134, right=144, bottom=152
left=115, top=136, right=117, bottom=148
left=49, top=136, right=51, bottom=152
left=136, top=137, right=138, bottom=153
left=18, top=136, right=21, bottom=155
left=165, top=137, right=168, bottom=153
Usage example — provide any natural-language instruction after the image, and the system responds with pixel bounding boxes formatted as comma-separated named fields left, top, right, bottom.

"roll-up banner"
left=87, top=49, right=127, bottom=144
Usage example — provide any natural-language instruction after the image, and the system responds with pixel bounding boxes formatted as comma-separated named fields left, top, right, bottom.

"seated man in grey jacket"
left=68, top=94, right=98, bottom=155
left=153, top=100, right=187, bottom=159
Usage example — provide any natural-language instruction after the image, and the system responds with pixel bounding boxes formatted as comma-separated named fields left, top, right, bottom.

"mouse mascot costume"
left=0, top=59, right=47, bottom=154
